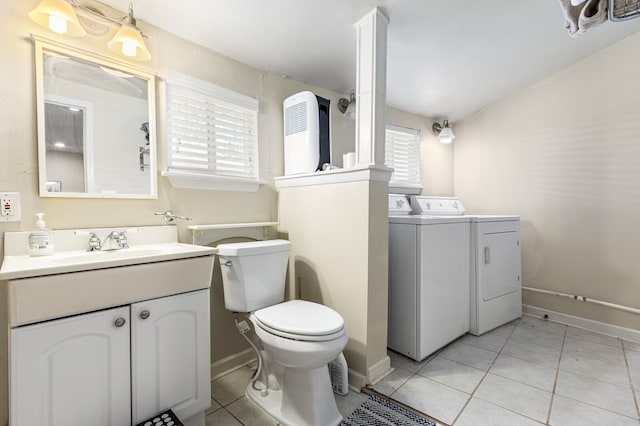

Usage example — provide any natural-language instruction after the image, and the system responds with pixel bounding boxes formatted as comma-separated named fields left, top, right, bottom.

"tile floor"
left=206, top=315, right=640, bottom=426
left=375, top=316, right=640, bottom=425
left=205, top=361, right=369, bottom=426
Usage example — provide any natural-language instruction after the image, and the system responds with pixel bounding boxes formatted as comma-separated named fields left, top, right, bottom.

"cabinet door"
left=11, top=306, right=131, bottom=426
left=131, top=289, right=210, bottom=424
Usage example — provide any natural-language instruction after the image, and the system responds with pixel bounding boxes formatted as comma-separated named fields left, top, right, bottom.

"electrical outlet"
left=0, top=192, right=21, bottom=222
left=1, top=198, right=13, bottom=216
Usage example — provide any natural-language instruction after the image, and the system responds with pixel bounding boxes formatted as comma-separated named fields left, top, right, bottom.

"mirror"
left=34, top=37, right=157, bottom=198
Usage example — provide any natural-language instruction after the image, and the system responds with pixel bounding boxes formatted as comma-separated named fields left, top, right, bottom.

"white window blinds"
left=165, top=72, right=259, bottom=182
left=385, top=124, right=421, bottom=188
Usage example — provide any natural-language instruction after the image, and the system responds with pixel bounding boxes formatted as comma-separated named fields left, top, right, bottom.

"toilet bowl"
left=217, top=240, right=348, bottom=426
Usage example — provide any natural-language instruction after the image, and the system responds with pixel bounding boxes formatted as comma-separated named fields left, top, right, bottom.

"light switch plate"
left=1, top=192, right=21, bottom=222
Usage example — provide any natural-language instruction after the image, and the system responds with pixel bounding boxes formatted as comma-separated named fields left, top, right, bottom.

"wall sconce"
left=337, top=90, right=356, bottom=120
left=432, top=119, right=455, bottom=144
left=29, top=0, right=151, bottom=61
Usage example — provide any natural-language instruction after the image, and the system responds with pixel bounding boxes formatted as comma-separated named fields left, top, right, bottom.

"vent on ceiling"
left=610, top=0, right=640, bottom=21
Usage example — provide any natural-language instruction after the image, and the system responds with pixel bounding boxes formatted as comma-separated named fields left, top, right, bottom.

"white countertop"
left=0, top=242, right=216, bottom=281
left=1, top=226, right=217, bottom=280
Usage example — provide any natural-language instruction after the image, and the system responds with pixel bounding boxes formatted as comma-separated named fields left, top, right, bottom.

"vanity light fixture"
left=337, top=90, right=356, bottom=120
left=29, top=0, right=151, bottom=61
left=432, top=119, right=456, bottom=144
left=29, top=0, right=86, bottom=36
left=106, top=3, right=151, bottom=60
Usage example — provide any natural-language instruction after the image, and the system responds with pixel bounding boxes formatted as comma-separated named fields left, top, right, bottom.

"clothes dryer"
left=468, top=215, right=521, bottom=335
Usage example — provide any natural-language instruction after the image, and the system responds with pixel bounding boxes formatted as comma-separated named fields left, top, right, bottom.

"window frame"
left=385, top=124, right=423, bottom=194
left=161, top=71, right=262, bottom=192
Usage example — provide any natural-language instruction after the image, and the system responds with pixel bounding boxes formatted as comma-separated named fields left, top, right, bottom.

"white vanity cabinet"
left=131, top=290, right=210, bottom=424
left=11, top=306, right=132, bottom=426
left=10, top=289, right=211, bottom=426
left=0, top=227, right=217, bottom=426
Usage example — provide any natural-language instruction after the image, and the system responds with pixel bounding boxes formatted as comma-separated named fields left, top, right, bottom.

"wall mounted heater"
left=283, top=91, right=331, bottom=175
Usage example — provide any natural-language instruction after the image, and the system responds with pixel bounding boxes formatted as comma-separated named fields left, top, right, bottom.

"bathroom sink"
left=0, top=225, right=217, bottom=327
left=0, top=226, right=217, bottom=280
left=51, top=244, right=194, bottom=265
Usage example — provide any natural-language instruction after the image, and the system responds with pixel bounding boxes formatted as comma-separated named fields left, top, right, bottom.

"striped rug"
left=340, top=394, right=437, bottom=426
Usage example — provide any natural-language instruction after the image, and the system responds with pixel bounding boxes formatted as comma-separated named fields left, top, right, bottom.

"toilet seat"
left=253, top=300, right=345, bottom=342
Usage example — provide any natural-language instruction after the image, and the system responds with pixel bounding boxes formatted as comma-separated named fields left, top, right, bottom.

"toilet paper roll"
left=343, top=152, right=356, bottom=168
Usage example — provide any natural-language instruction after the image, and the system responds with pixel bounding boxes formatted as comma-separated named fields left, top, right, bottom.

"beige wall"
left=454, top=32, right=640, bottom=330
left=277, top=177, right=390, bottom=386
left=0, top=2, right=359, bottom=423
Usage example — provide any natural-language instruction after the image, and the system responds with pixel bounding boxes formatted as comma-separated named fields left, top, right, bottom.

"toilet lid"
left=253, top=300, right=344, bottom=338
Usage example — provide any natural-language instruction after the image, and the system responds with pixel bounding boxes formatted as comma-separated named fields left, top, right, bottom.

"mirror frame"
left=33, top=35, right=158, bottom=199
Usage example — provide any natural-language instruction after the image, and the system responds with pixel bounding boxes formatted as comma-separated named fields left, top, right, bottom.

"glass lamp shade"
left=343, top=101, right=356, bottom=120
left=29, top=0, right=86, bottom=36
left=438, top=126, right=455, bottom=144
left=107, top=23, right=151, bottom=61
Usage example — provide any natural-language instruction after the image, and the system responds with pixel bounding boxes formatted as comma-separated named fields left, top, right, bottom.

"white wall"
left=454, top=32, right=640, bottom=330
left=45, top=151, right=84, bottom=192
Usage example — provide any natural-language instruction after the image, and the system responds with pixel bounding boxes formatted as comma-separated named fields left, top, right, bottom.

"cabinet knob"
left=114, top=317, right=126, bottom=328
left=139, top=310, right=151, bottom=320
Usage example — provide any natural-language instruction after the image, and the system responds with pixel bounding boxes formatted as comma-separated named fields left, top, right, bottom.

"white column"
left=355, top=7, right=389, bottom=166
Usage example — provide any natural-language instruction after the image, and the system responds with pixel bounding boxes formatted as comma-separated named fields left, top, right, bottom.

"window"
left=385, top=124, right=422, bottom=194
left=162, top=71, right=260, bottom=192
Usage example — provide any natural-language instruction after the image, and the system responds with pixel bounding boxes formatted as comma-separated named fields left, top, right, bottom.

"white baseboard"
left=347, top=355, right=393, bottom=390
left=523, top=304, right=640, bottom=343
left=348, top=368, right=368, bottom=390
left=367, top=355, right=392, bottom=385
left=211, top=348, right=256, bottom=381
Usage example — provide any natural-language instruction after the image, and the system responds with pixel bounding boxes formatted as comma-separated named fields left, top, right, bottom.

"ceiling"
left=100, top=0, right=640, bottom=122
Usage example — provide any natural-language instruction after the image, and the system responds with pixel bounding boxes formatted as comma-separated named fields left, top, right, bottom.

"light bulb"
left=30, top=0, right=85, bottom=36
left=343, top=102, right=356, bottom=120
left=48, top=14, right=67, bottom=34
left=121, top=40, right=137, bottom=57
left=438, top=126, right=455, bottom=144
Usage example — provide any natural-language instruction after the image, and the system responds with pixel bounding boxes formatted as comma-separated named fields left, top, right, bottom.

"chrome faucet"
left=75, top=230, right=130, bottom=251
left=154, top=210, right=192, bottom=223
left=102, top=230, right=129, bottom=250
left=87, top=232, right=102, bottom=251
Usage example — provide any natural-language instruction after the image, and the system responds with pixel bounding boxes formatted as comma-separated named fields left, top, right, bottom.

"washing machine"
left=388, top=195, right=470, bottom=361
left=410, top=196, right=522, bottom=336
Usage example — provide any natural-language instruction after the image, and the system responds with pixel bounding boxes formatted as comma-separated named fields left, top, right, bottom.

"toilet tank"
left=217, top=240, right=291, bottom=312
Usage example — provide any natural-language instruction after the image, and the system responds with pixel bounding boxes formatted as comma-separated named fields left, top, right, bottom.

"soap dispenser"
left=28, top=213, right=54, bottom=256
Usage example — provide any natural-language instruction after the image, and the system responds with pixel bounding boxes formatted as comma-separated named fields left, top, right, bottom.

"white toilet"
left=217, top=239, right=348, bottom=426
